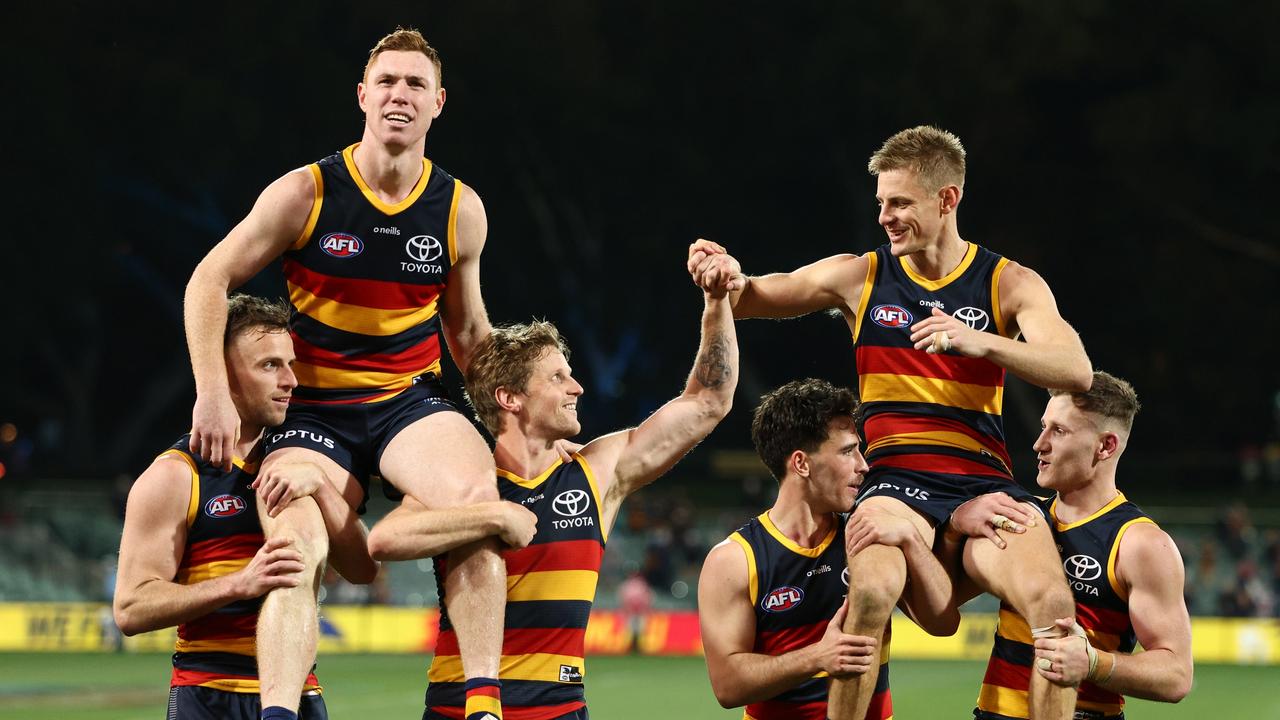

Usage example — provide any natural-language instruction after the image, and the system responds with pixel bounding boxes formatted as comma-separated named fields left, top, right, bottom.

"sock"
left=464, top=677, right=503, bottom=720
left=261, top=708, right=298, bottom=720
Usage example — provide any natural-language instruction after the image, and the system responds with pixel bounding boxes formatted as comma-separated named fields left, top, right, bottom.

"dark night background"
left=4, top=0, right=1279, bottom=498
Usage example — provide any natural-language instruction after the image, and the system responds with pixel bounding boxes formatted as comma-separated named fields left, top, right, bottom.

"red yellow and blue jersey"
left=853, top=242, right=1014, bottom=480
left=428, top=455, right=607, bottom=720
left=977, top=492, right=1152, bottom=719
left=283, top=143, right=461, bottom=405
left=161, top=435, right=320, bottom=694
left=729, top=512, right=892, bottom=720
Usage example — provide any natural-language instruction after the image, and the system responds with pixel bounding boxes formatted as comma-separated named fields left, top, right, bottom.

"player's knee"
left=451, top=475, right=500, bottom=505
left=846, top=569, right=903, bottom=620
left=1017, top=572, right=1074, bottom=624
left=268, top=500, right=329, bottom=567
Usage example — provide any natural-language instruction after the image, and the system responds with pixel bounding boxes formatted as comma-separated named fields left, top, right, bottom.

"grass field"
left=0, top=653, right=1272, bottom=719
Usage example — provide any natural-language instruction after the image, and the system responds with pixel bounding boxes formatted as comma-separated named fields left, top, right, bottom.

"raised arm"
left=699, top=539, right=876, bottom=708
left=908, top=262, right=1091, bottom=391
left=1034, top=523, right=1193, bottom=702
left=113, top=456, right=304, bottom=636
left=686, top=239, right=868, bottom=320
left=185, top=169, right=317, bottom=470
left=438, top=183, right=493, bottom=374
left=366, top=495, right=537, bottom=561
left=582, top=290, right=737, bottom=529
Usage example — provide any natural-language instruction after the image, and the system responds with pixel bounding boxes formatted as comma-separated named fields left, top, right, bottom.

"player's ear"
left=788, top=449, right=809, bottom=478
left=1096, top=432, right=1120, bottom=460
left=495, top=386, right=521, bottom=413
left=939, top=184, right=962, bottom=214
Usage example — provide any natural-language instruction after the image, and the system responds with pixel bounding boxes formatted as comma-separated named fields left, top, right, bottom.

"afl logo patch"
left=320, top=232, right=364, bottom=258
left=871, top=304, right=913, bottom=328
left=205, top=494, right=247, bottom=518
left=761, top=585, right=804, bottom=613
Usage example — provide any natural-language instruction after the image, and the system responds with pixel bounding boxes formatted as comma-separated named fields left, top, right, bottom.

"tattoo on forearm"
left=695, top=335, right=733, bottom=389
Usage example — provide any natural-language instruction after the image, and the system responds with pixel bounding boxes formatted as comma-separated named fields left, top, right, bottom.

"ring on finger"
left=1037, top=657, right=1052, bottom=671
left=991, top=514, right=1017, bottom=531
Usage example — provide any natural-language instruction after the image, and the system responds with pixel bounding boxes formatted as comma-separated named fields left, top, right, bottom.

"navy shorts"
left=264, top=374, right=461, bottom=511
left=167, top=686, right=327, bottom=720
left=424, top=708, right=588, bottom=720
left=855, top=466, right=1043, bottom=527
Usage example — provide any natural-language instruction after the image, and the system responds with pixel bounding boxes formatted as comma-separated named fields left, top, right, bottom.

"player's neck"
left=235, top=425, right=264, bottom=462
left=769, top=488, right=838, bottom=548
left=904, top=229, right=966, bottom=279
left=493, top=431, right=563, bottom=479
left=1054, top=475, right=1120, bottom=524
left=352, top=138, right=426, bottom=203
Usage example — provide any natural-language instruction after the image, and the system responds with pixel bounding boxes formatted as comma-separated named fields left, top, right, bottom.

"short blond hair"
left=868, top=125, right=966, bottom=193
left=364, top=27, right=443, bottom=86
left=465, top=322, right=571, bottom=436
left=1049, top=371, right=1141, bottom=434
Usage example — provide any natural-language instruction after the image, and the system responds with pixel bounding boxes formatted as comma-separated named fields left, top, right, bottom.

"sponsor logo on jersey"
left=267, top=429, right=337, bottom=450
left=320, top=232, right=364, bottom=258
left=402, top=235, right=445, bottom=274
left=558, top=664, right=583, bottom=682
left=953, top=306, right=990, bottom=331
left=372, top=226, right=401, bottom=235
left=871, top=304, right=913, bottom=328
left=1063, top=554, right=1103, bottom=581
left=205, top=494, right=247, bottom=518
left=762, top=585, right=805, bottom=613
left=553, top=489, right=591, bottom=517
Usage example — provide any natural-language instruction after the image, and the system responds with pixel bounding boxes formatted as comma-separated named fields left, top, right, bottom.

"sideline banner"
left=2, top=603, right=1275, bottom=664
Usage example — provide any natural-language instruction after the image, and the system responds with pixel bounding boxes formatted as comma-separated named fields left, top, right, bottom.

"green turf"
left=0, top=653, right=1272, bottom=719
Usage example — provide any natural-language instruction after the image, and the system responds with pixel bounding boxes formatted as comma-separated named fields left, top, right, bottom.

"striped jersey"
left=161, top=435, right=320, bottom=694
left=977, top=492, right=1152, bottom=719
left=853, top=242, right=1014, bottom=480
left=283, top=143, right=462, bottom=404
left=729, top=512, right=892, bottom=720
left=428, top=455, right=608, bottom=720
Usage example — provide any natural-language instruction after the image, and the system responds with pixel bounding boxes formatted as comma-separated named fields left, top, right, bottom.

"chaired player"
left=689, top=125, right=1092, bottom=720
left=114, top=295, right=374, bottom=720
left=367, top=285, right=738, bottom=719
left=183, top=28, right=508, bottom=720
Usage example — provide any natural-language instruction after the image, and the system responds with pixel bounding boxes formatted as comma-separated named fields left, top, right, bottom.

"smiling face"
left=517, top=348, right=584, bottom=441
left=357, top=50, right=444, bottom=152
left=875, top=168, right=950, bottom=257
left=226, top=328, right=297, bottom=431
left=1032, top=394, right=1109, bottom=493
left=800, top=417, right=870, bottom=513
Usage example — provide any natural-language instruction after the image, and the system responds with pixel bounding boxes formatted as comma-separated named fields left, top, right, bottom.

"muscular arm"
left=687, top=240, right=868, bottom=321
left=438, top=183, right=492, bottom=374
left=699, top=540, right=875, bottom=708
left=583, top=291, right=738, bottom=530
left=112, top=456, right=303, bottom=635
left=366, top=495, right=536, bottom=561
left=846, top=510, right=959, bottom=636
left=185, top=169, right=317, bottom=469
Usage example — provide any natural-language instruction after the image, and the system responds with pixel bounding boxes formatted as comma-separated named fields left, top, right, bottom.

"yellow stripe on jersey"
left=428, top=652, right=588, bottom=683
left=341, top=144, right=433, bottom=216
left=860, top=372, right=1003, bottom=415
left=1085, top=626, right=1121, bottom=651
left=507, top=569, right=599, bottom=603
left=577, top=453, right=609, bottom=543
left=291, top=359, right=440, bottom=393
left=175, top=636, right=257, bottom=655
left=496, top=459, right=565, bottom=489
left=852, top=250, right=878, bottom=344
left=446, top=178, right=461, bottom=266
left=1108, top=516, right=1156, bottom=601
left=865, top=429, right=1005, bottom=460
left=899, top=242, right=977, bottom=291
left=198, top=677, right=261, bottom=693
left=177, top=558, right=251, bottom=584
left=996, top=608, right=1032, bottom=643
left=758, top=511, right=835, bottom=558
left=157, top=450, right=201, bottom=528
left=292, top=164, right=325, bottom=251
left=1051, top=492, right=1129, bottom=532
left=1078, top=698, right=1125, bottom=716
left=728, top=533, right=758, bottom=606
left=287, top=282, right=440, bottom=336
left=978, top=683, right=1029, bottom=719
left=990, top=257, right=1011, bottom=338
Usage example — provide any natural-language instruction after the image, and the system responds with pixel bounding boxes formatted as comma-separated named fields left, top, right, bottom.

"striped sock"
left=464, top=677, right=503, bottom=720
left=260, top=708, right=298, bottom=720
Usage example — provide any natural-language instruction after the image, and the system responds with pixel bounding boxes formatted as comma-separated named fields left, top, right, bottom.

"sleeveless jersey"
left=283, top=143, right=461, bottom=404
left=853, top=242, right=1014, bottom=479
left=427, top=455, right=608, bottom=720
left=729, top=512, right=892, bottom=720
left=161, top=435, right=320, bottom=693
left=977, top=492, right=1153, bottom=719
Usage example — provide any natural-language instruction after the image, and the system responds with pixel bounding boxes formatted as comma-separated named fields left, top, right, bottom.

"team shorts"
left=974, top=709, right=1121, bottom=720
left=264, top=373, right=461, bottom=511
left=424, top=708, right=588, bottom=720
left=166, top=686, right=327, bottom=720
left=855, top=466, right=1044, bottom=527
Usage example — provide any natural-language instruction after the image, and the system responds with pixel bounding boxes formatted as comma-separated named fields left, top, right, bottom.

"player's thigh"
left=379, top=411, right=497, bottom=507
left=962, top=515, right=1064, bottom=598
left=262, top=446, right=363, bottom=508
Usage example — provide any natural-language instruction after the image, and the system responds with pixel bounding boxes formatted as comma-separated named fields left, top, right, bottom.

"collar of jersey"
left=758, top=511, right=837, bottom=558
left=496, top=458, right=568, bottom=489
left=1051, top=490, right=1127, bottom=532
left=899, top=241, right=977, bottom=291
left=342, top=143, right=432, bottom=216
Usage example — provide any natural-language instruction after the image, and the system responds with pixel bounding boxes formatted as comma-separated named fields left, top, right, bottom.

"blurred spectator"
left=1215, top=504, right=1255, bottom=560
left=1184, top=537, right=1222, bottom=615
left=618, top=568, right=654, bottom=654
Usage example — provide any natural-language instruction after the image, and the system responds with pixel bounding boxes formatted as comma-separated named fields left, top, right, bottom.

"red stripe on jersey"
left=755, top=620, right=826, bottom=655
left=284, top=259, right=443, bottom=310
left=983, top=655, right=1030, bottom=690
left=874, top=453, right=1009, bottom=477
left=435, top=629, right=458, bottom=655
left=171, top=668, right=257, bottom=686
left=179, top=612, right=257, bottom=641
left=863, top=412, right=1005, bottom=450
left=857, top=345, right=1005, bottom=387
left=291, top=331, right=441, bottom=374
left=503, top=627, right=586, bottom=657
left=468, top=685, right=501, bottom=699
left=504, top=540, right=604, bottom=576
left=746, top=698, right=827, bottom=720
left=430, top=702, right=586, bottom=720
left=867, top=688, right=893, bottom=720
left=289, top=388, right=404, bottom=405
left=184, top=534, right=263, bottom=566
left=1079, top=680, right=1124, bottom=705
left=1076, top=602, right=1130, bottom=636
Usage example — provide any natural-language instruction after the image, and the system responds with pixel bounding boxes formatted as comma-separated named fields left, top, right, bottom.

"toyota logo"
left=552, top=489, right=590, bottom=517
left=1063, top=554, right=1102, bottom=581
left=952, top=306, right=990, bottom=331
left=840, top=567, right=850, bottom=588
left=405, top=235, right=444, bottom=262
